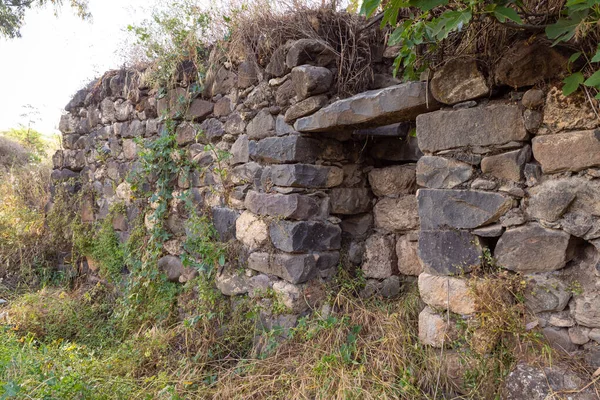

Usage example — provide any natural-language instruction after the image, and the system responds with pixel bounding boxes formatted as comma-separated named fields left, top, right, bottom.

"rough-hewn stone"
left=269, top=221, right=341, bottom=252
left=340, top=213, right=373, bottom=239
left=528, top=179, right=577, bottom=222
left=430, top=59, right=489, bottom=105
left=284, top=95, right=328, bottom=122
left=290, top=65, right=332, bottom=100
left=328, top=188, right=371, bottom=215
left=373, top=196, right=420, bottom=232
left=158, top=255, right=198, bottom=283
left=250, top=136, right=319, bottom=163
left=396, top=236, right=424, bottom=276
left=419, top=306, right=459, bottom=347
left=416, top=105, right=527, bottom=153
left=285, top=39, right=337, bottom=68
left=230, top=134, right=250, bottom=165
left=573, top=293, right=600, bottom=328
left=416, top=156, right=473, bottom=189
left=538, top=87, right=598, bottom=135
left=532, top=130, right=600, bottom=173
left=185, top=98, right=213, bottom=121
left=267, top=164, right=343, bottom=188
left=418, top=230, right=482, bottom=275
left=246, top=109, right=275, bottom=140
left=524, top=274, right=571, bottom=313
left=418, top=273, right=476, bottom=314
left=244, top=191, right=320, bottom=220
left=368, top=165, right=417, bottom=196
left=248, top=252, right=338, bottom=284
left=362, top=234, right=396, bottom=279
left=211, top=207, right=238, bottom=242
left=235, top=211, right=269, bottom=250
left=480, top=146, right=531, bottom=182
left=295, top=82, right=439, bottom=132
left=417, top=189, right=513, bottom=230
left=495, top=223, right=573, bottom=273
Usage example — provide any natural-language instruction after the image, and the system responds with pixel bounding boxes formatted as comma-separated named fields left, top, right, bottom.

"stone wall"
left=53, top=35, right=600, bottom=383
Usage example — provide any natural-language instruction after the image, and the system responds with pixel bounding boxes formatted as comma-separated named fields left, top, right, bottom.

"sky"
left=0, top=0, right=157, bottom=135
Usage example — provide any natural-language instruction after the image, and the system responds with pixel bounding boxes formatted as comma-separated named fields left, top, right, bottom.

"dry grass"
left=0, top=136, right=31, bottom=169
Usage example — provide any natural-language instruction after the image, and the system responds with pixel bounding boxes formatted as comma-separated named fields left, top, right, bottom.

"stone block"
left=527, top=179, right=577, bottom=222
left=368, top=165, right=417, bottom=196
left=340, top=213, right=373, bottom=239
left=295, top=82, right=439, bottom=132
left=212, top=207, right=238, bottom=242
left=284, top=95, right=328, bottom=122
left=244, top=191, right=320, bottom=220
left=267, top=164, right=343, bottom=188
left=419, top=306, right=459, bottom=347
left=248, top=252, right=338, bottom=284
left=418, top=230, right=482, bottom=275
left=573, top=293, right=600, bottom=328
left=369, top=136, right=423, bottom=162
left=199, top=118, right=225, bottom=142
left=250, top=136, right=319, bottom=164
left=418, top=273, right=476, bottom=314
left=247, top=109, right=275, bottom=140
left=495, top=223, right=573, bottom=273
left=430, top=59, right=489, bottom=105
left=269, top=220, right=341, bottom=253
left=176, top=122, right=198, bottom=146
left=524, top=275, right=572, bottom=313
left=417, top=189, right=512, bottom=230
left=235, top=211, right=269, bottom=250
left=285, top=39, right=337, bottom=68
left=373, top=196, right=419, bottom=232
left=158, top=255, right=198, bottom=283
left=361, top=234, right=396, bottom=279
left=328, top=188, right=372, bottom=215
left=396, top=235, right=424, bottom=276
left=185, top=98, right=213, bottom=121
left=480, top=146, right=531, bottom=182
left=291, top=65, right=332, bottom=100
left=416, top=105, right=527, bottom=153
left=532, top=130, right=600, bottom=173
left=416, top=156, right=473, bottom=189
left=230, top=134, right=249, bottom=165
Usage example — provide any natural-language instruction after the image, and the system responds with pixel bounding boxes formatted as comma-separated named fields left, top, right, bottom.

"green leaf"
left=566, top=0, right=598, bottom=11
left=359, top=0, right=381, bottom=17
left=409, top=0, right=448, bottom=12
left=562, top=72, right=584, bottom=96
left=591, top=47, right=600, bottom=63
left=545, top=11, right=587, bottom=44
left=583, top=70, right=600, bottom=87
left=569, top=52, right=582, bottom=63
left=494, top=6, right=523, bottom=24
left=595, top=92, right=600, bottom=99
left=428, top=9, right=472, bottom=41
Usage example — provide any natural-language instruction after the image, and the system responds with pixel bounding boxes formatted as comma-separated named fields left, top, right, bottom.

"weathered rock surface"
left=235, top=211, right=269, bottom=250
left=269, top=220, right=341, bottom=252
left=532, top=130, right=600, bottom=173
left=573, top=293, right=600, bottom=328
left=267, top=164, right=343, bottom=188
left=416, top=105, right=527, bottom=153
left=362, top=234, right=396, bottom=279
left=495, top=223, right=573, bottom=273
left=480, top=146, right=531, bottom=182
left=248, top=252, right=339, bottom=284
left=230, top=134, right=250, bottom=165
left=368, top=165, right=417, bottom=196
left=340, top=213, right=373, bottom=239
left=251, top=136, right=319, bottom=164
left=417, top=189, right=512, bottom=230
left=419, top=306, right=459, bottom=347
left=246, top=109, right=275, bottom=140
left=524, top=274, right=571, bottom=313
left=295, top=82, right=439, bottom=132
left=396, top=236, right=424, bottom=276
left=211, top=207, right=238, bottom=241
left=528, top=179, right=577, bottom=222
left=244, top=191, right=319, bottom=220
left=418, top=273, right=476, bottom=314
left=158, top=255, right=198, bottom=283
left=284, top=95, right=328, bottom=122
left=430, top=59, right=489, bottom=105
left=185, top=98, right=213, bottom=121
left=373, top=196, right=420, bottom=232
left=418, top=230, right=482, bottom=275
left=291, top=65, right=332, bottom=100
left=538, top=87, right=599, bottom=135
left=285, top=39, right=337, bottom=68
left=416, top=156, right=473, bottom=189
left=328, top=188, right=371, bottom=215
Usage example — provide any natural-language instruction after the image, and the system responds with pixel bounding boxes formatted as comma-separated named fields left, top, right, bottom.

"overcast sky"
left=0, top=0, right=156, bottom=134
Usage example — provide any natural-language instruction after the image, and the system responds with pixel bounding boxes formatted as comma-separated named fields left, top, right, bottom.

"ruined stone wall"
left=53, top=35, right=600, bottom=386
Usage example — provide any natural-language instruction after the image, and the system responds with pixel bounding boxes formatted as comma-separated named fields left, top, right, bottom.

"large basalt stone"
left=294, top=82, right=439, bottom=132
left=199, top=118, right=225, bottom=142
left=285, top=39, right=337, bottom=68
left=176, top=122, right=198, bottom=146
left=481, top=146, right=531, bottom=182
left=250, top=136, right=319, bottom=164
left=248, top=252, right=339, bottom=284
left=417, top=189, right=513, bottom=230
left=266, top=45, right=289, bottom=77
left=573, top=293, right=600, bottom=328
left=373, top=196, right=420, bottom=232
left=418, top=272, right=476, bottom=314
left=495, top=223, right=573, bottom=273
left=328, top=188, right=372, bottom=215
left=494, top=40, right=567, bottom=88
left=244, top=191, right=319, bottom=220
left=237, top=61, right=258, bottom=88
left=532, top=130, right=600, bottom=173
left=284, top=95, right=328, bottom=122
left=430, top=59, right=489, bottom=105
left=230, top=134, right=250, bottom=165
left=246, top=109, right=275, bottom=140
left=418, top=306, right=459, bottom=348
left=361, top=234, right=397, bottom=279
left=267, top=164, right=343, bottom=188
left=291, top=65, right=332, bottom=100
left=524, top=274, right=571, bottom=313
left=340, top=213, right=373, bottom=239
left=416, top=156, right=473, bottom=189
left=269, top=220, right=341, bottom=253
left=396, top=236, right=424, bottom=276
left=368, top=165, right=417, bottom=196
left=527, top=179, right=577, bottom=222
left=416, top=105, right=527, bottom=153
left=185, top=98, right=213, bottom=121
left=211, top=207, right=238, bottom=242
left=418, top=230, right=482, bottom=275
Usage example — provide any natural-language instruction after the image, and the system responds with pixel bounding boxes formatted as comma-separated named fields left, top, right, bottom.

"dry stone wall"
left=53, top=36, right=600, bottom=381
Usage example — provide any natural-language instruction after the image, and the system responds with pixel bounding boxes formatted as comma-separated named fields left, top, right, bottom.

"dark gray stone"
left=267, top=164, right=343, bottom=188
left=416, top=156, right=473, bottom=189
left=212, top=207, right=238, bottom=242
left=417, top=189, right=513, bottom=230
left=416, top=105, right=527, bottom=153
left=284, top=95, right=328, bottom=122
left=291, top=65, right=332, bottom=100
left=285, top=39, right=337, bottom=68
left=340, top=213, right=373, bottom=239
left=528, top=179, right=577, bottom=222
left=199, top=118, right=225, bottom=142
left=269, top=220, right=341, bottom=252
left=250, top=136, right=319, bottom=164
left=185, top=98, right=213, bottom=121
left=495, top=223, right=573, bottom=273
left=295, top=82, right=439, bottom=132
left=480, top=146, right=531, bottom=182
left=418, top=230, right=482, bottom=275
left=369, top=136, right=423, bottom=162
left=224, top=112, right=246, bottom=135
left=248, top=251, right=338, bottom=284
left=244, top=191, right=320, bottom=220
left=230, top=134, right=249, bottom=165
left=266, top=45, right=289, bottom=77
left=237, top=61, right=258, bottom=88
left=176, top=122, right=198, bottom=146
left=246, top=109, right=275, bottom=140
left=472, top=224, right=504, bottom=237
left=524, top=274, right=571, bottom=313
left=329, top=188, right=372, bottom=215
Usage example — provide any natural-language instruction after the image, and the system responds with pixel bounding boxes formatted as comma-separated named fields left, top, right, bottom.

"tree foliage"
left=360, top=0, right=600, bottom=97
left=0, top=0, right=90, bottom=38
